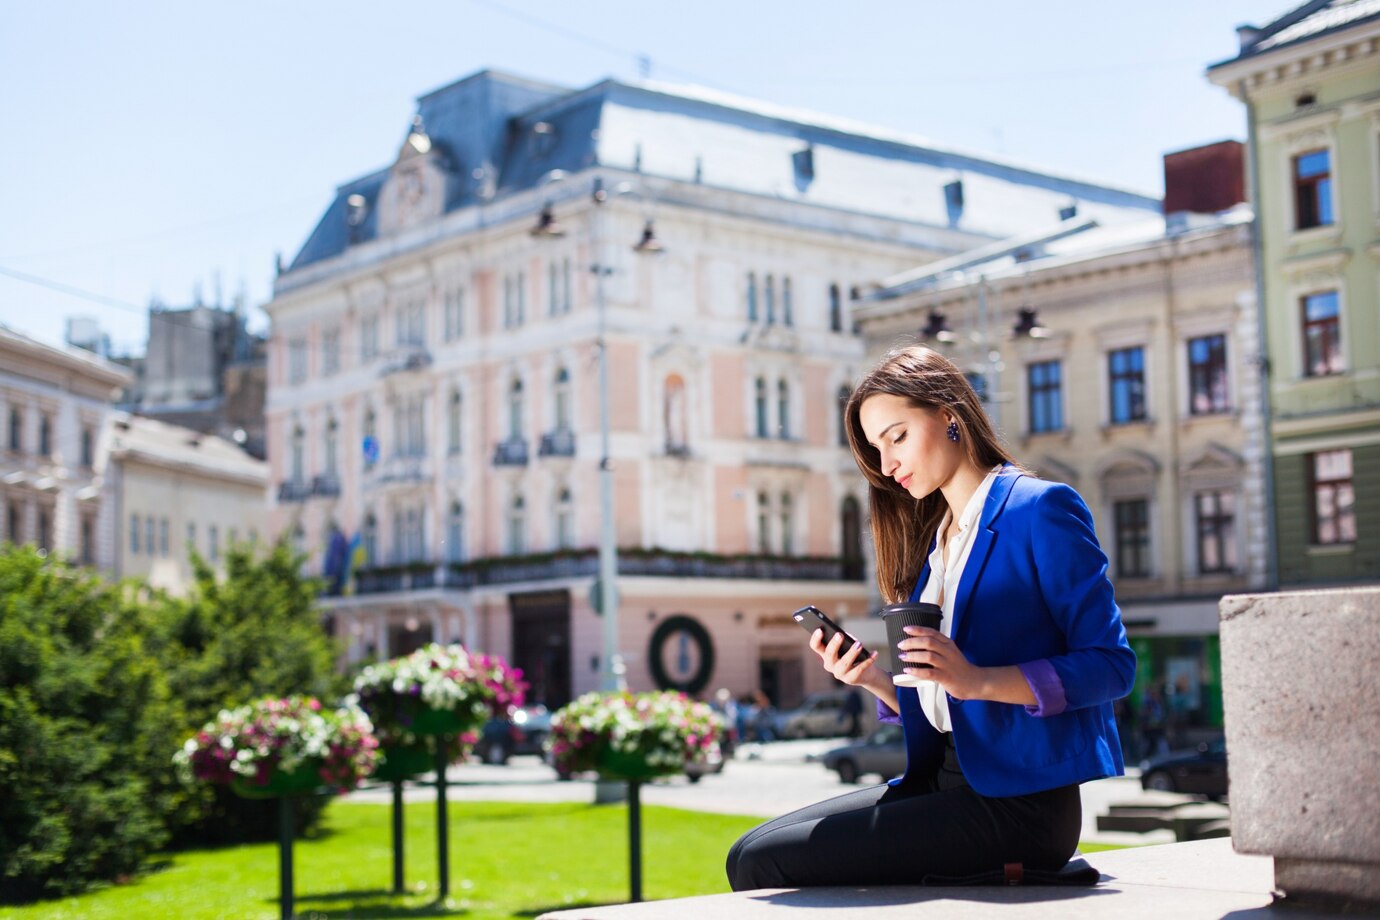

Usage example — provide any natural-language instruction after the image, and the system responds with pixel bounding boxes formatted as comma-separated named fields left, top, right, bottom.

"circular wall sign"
left=647, top=614, right=715, bottom=696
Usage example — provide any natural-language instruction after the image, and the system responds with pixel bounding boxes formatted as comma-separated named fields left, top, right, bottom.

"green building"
left=1210, top=2, right=1380, bottom=587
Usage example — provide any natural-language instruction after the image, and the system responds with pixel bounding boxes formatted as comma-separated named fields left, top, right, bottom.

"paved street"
left=346, top=738, right=1175, bottom=846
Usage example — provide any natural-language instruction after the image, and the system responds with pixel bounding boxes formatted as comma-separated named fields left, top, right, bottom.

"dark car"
left=1139, top=736, right=1228, bottom=799
left=477, top=704, right=553, bottom=765
left=821, top=724, right=907, bottom=784
left=774, top=690, right=859, bottom=739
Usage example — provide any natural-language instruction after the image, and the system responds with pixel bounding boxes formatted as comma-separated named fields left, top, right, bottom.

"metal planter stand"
left=278, top=796, right=296, bottom=920
left=627, top=779, right=643, bottom=903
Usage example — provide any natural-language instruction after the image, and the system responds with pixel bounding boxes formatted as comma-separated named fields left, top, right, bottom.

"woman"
left=726, top=345, right=1135, bottom=890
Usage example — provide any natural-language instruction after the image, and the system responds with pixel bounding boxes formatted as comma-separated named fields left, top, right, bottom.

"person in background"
left=727, top=345, right=1136, bottom=889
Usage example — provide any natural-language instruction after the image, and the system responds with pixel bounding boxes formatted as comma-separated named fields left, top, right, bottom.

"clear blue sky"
left=0, top=1, right=1274, bottom=353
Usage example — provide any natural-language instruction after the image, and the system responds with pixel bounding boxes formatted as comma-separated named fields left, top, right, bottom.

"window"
left=130, top=513, right=140, bottom=555
left=829, top=284, right=842, bottom=332
left=777, top=379, right=790, bottom=439
left=754, top=377, right=768, bottom=438
left=146, top=516, right=155, bottom=559
left=447, top=389, right=462, bottom=455
left=393, top=395, right=426, bottom=458
left=1195, top=491, right=1237, bottom=574
left=324, top=417, right=339, bottom=475
left=1302, top=291, right=1344, bottom=376
left=81, top=516, right=94, bottom=564
left=36, top=508, right=50, bottom=552
left=504, top=276, right=515, bottom=328
left=664, top=374, right=688, bottom=453
left=780, top=492, right=794, bottom=555
left=322, top=327, right=340, bottom=376
left=507, top=495, right=526, bottom=555
left=837, top=386, right=851, bottom=447
left=159, top=518, right=169, bottom=556
left=747, top=273, right=758, bottom=323
left=288, top=338, right=307, bottom=384
left=362, top=513, right=377, bottom=565
left=1108, top=346, right=1147, bottom=424
left=208, top=525, right=219, bottom=562
left=782, top=277, right=793, bottom=327
left=396, top=301, right=425, bottom=347
left=6, top=503, right=19, bottom=543
left=508, top=379, right=524, bottom=441
left=38, top=413, right=51, bottom=457
left=764, top=274, right=776, bottom=325
left=516, top=272, right=526, bottom=326
left=228, top=527, right=238, bottom=548
left=8, top=407, right=21, bottom=451
left=360, top=314, right=379, bottom=361
left=1113, top=499, right=1151, bottom=579
left=447, top=502, right=465, bottom=563
left=554, top=367, right=572, bottom=431
left=1293, top=149, right=1333, bottom=230
left=444, top=289, right=465, bottom=341
left=562, top=259, right=572, bottom=314
left=1027, top=360, right=1063, bottom=433
left=80, top=426, right=94, bottom=467
left=757, top=492, right=771, bottom=554
left=186, top=522, right=196, bottom=555
left=503, top=273, right=526, bottom=328
left=966, top=372, right=989, bottom=404
left=548, top=263, right=560, bottom=317
left=555, top=488, right=574, bottom=550
left=1310, top=449, right=1356, bottom=545
left=1188, top=334, right=1230, bottom=414
left=290, top=425, right=305, bottom=484
left=363, top=407, right=377, bottom=470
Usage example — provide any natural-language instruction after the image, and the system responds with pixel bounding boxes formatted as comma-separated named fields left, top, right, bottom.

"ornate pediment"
left=376, top=117, right=453, bottom=235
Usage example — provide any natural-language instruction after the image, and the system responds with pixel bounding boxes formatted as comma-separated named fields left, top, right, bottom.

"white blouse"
left=911, top=467, right=1002, bottom=733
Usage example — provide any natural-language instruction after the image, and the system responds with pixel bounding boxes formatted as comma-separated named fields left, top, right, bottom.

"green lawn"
left=3, top=800, right=759, bottom=920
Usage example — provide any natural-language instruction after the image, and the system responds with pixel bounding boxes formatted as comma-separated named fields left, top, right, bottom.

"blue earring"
left=947, top=421, right=960, bottom=442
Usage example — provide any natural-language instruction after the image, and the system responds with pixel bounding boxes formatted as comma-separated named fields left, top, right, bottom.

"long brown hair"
left=844, top=345, right=1019, bottom=603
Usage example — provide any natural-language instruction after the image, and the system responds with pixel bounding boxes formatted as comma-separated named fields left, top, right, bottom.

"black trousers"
left=725, top=735, right=1082, bottom=890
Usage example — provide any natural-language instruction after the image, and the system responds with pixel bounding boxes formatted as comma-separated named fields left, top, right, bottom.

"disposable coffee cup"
left=881, top=602, right=943, bottom=687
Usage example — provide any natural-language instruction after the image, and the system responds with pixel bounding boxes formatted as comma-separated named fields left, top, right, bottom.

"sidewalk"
left=538, top=838, right=1338, bottom=920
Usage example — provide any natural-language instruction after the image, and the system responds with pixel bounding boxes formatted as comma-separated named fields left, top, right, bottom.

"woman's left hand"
left=898, top=627, right=988, bottom=700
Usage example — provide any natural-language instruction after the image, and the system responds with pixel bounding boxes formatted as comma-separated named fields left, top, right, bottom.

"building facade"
left=106, top=413, right=268, bottom=594
left=0, top=327, right=131, bottom=570
left=264, top=69, right=1161, bottom=709
left=1210, top=1, right=1380, bottom=586
left=855, top=150, right=1265, bottom=739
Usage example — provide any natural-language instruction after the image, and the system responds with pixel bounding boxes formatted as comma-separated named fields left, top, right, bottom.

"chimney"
left=1162, top=140, right=1246, bottom=216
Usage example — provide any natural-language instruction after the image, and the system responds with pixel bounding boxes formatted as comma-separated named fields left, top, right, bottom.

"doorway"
left=509, top=589, right=572, bottom=708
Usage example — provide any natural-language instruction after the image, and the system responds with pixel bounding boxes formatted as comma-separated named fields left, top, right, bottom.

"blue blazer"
left=892, top=467, right=1136, bottom=797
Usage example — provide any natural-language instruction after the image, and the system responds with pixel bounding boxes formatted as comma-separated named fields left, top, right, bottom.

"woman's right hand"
left=809, top=629, right=883, bottom=690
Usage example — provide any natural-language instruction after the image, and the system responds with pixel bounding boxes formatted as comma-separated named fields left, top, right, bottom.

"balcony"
left=538, top=428, right=576, bottom=458
left=354, top=562, right=437, bottom=595
left=311, top=473, right=341, bottom=497
left=277, top=479, right=312, bottom=503
left=368, top=454, right=432, bottom=488
left=378, top=347, right=432, bottom=377
left=492, top=437, right=529, bottom=467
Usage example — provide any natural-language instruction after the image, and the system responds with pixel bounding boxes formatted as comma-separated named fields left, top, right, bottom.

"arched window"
left=777, top=379, right=790, bottom=439
left=447, top=501, right=465, bottom=563
left=780, top=492, right=794, bottom=556
left=757, top=492, right=771, bottom=555
left=765, top=274, right=776, bottom=325
left=554, top=367, right=572, bottom=431
left=362, top=512, right=377, bottom=565
left=829, top=283, right=842, bottom=332
left=324, top=417, right=338, bottom=475
left=555, top=488, right=574, bottom=549
left=841, top=496, right=864, bottom=580
left=448, top=389, right=462, bottom=455
left=746, top=273, right=758, bottom=322
left=837, top=385, right=852, bottom=447
left=782, top=277, right=793, bottom=327
left=664, top=373, right=687, bottom=453
left=508, top=378, right=524, bottom=441
left=754, top=377, right=768, bottom=438
left=291, top=423, right=305, bottom=484
left=507, top=495, right=526, bottom=555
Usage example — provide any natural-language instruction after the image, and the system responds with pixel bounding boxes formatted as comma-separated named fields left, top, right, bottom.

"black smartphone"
left=792, top=605, right=868, bottom=658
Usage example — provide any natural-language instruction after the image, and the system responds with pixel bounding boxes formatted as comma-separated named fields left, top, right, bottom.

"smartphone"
left=792, top=605, right=868, bottom=658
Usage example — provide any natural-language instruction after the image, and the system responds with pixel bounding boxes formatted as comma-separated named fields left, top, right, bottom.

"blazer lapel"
left=949, top=468, right=1019, bottom=639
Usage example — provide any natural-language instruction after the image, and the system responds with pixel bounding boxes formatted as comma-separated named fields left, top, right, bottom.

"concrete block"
left=1219, top=587, right=1380, bottom=904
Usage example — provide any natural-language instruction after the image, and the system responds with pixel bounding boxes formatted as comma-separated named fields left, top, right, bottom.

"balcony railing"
left=372, top=454, right=431, bottom=486
left=378, top=347, right=432, bottom=377
left=538, top=428, right=576, bottom=458
left=311, top=473, right=341, bottom=497
left=353, top=563, right=437, bottom=595
left=278, top=479, right=311, bottom=503
left=492, top=437, right=529, bottom=467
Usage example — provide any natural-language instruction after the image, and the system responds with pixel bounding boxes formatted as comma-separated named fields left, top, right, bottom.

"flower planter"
left=373, top=743, right=434, bottom=782
left=230, top=763, right=324, bottom=800
left=596, top=747, right=680, bottom=782
left=410, top=705, right=476, bottom=737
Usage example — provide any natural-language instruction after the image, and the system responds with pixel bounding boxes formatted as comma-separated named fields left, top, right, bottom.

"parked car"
left=821, top=724, right=907, bottom=784
left=1139, top=736, right=1228, bottom=799
left=774, top=690, right=860, bottom=739
left=477, top=704, right=554, bottom=765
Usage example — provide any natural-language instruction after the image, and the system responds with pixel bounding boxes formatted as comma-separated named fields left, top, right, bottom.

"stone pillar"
left=1220, top=588, right=1380, bottom=907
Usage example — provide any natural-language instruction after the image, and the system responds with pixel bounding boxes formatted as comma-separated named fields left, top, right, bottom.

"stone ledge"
left=538, top=839, right=1350, bottom=920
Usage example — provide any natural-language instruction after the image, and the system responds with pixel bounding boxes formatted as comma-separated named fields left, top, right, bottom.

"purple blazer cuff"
left=1019, top=659, right=1067, bottom=717
left=876, top=692, right=901, bottom=725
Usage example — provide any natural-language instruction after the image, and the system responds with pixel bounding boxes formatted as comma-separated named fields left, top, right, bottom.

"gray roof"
left=287, top=70, right=1162, bottom=274
left=1211, top=0, right=1380, bottom=67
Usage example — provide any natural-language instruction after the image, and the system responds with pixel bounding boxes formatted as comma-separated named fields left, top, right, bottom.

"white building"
left=264, top=69, right=1161, bottom=709
left=0, top=327, right=131, bottom=568
left=106, top=413, right=268, bottom=594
